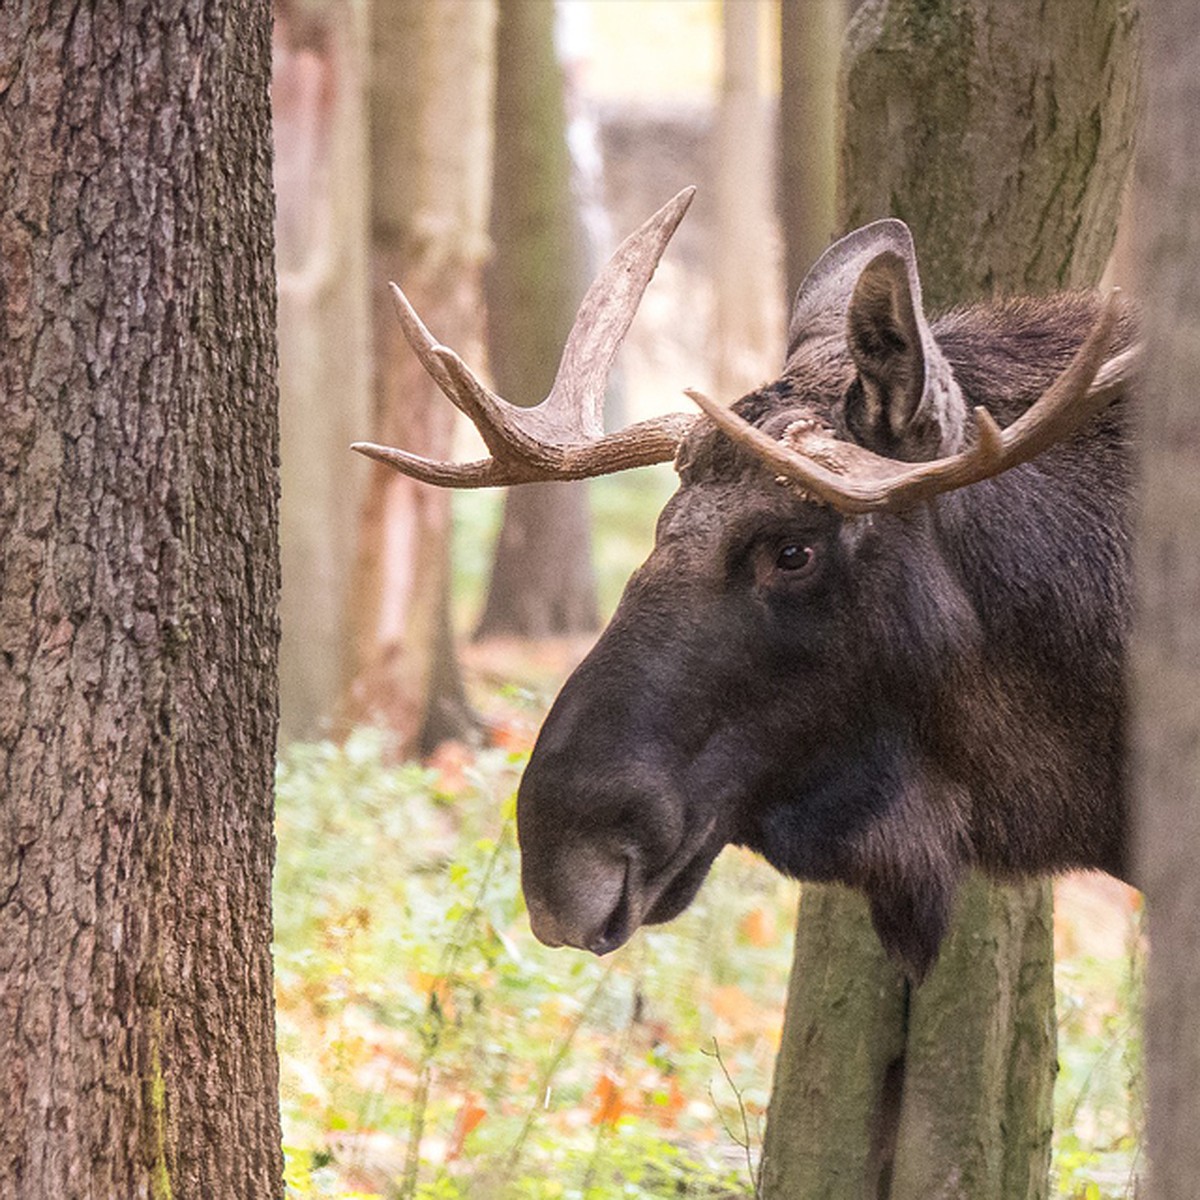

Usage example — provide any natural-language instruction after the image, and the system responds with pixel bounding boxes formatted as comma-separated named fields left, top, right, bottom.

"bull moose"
left=355, top=189, right=1140, bottom=979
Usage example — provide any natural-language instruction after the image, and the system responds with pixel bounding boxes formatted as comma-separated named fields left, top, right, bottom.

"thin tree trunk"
left=779, top=0, right=844, bottom=305
left=474, top=0, right=600, bottom=642
left=714, top=0, right=775, bottom=399
left=348, top=0, right=494, bottom=748
left=762, top=3, right=1139, bottom=1197
left=1133, top=2, right=1200, bottom=1196
left=274, top=0, right=371, bottom=741
left=0, top=3, right=283, bottom=1197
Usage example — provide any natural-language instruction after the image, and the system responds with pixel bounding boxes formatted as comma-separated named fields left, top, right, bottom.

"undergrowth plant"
left=275, top=730, right=791, bottom=1199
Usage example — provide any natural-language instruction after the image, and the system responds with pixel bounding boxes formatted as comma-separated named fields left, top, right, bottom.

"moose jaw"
left=355, top=188, right=1141, bottom=981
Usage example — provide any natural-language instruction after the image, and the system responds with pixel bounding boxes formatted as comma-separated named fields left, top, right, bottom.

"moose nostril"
left=586, top=929, right=624, bottom=956
left=585, top=862, right=633, bottom=956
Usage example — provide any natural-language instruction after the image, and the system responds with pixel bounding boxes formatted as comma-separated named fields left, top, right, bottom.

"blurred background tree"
left=274, top=0, right=371, bottom=741
left=778, top=0, right=842, bottom=300
left=348, top=0, right=494, bottom=750
left=1134, top=2, right=1200, bottom=1197
left=713, top=0, right=775, bottom=399
left=474, top=0, right=601, bottom=641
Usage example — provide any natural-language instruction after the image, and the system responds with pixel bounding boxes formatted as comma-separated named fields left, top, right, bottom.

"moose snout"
left=516, top=638, right=700, bottom=956
left=519, top=838, right=632, bottom=954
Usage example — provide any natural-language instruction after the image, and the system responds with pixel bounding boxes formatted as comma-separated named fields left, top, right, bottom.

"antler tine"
left=386, top=282, right=462, bottom=405
left=545, top=187, right=696, bottom=439
left=349, top=442, right=507, bottom=488
left=688, top=288, right=1134, bottom=515
left=355, top=189, right=699, bottom=486
left=352, top=411, right=697, bottom=489
left=387, top=284, right=526, bottom=461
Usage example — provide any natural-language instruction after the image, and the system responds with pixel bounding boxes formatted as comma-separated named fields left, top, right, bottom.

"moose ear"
left=844, top=246, right=966, bottom=460
left=787, top=219, right=967, bottom=461
left=788, top=219, right=918, bottom=356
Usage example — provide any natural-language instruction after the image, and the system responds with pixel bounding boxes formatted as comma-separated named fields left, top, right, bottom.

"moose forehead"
left=646, top=443, right=845, bottom=583
left=675, top=335, right=855, bottom=486
left=651, top=336, right=855, bottom=557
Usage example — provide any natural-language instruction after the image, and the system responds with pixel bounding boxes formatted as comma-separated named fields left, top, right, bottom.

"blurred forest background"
left=269, top=2, right=1142, bottom=1197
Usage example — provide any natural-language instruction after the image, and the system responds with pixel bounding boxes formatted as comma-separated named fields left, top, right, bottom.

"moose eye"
left=776, top=543, right=815, bottom=573
left=747, top=535, right=825, bottom=591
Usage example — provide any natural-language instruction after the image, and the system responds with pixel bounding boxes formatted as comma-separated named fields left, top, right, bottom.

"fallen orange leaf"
left=409, top=972, right=456, bottom=1022
left=709, top=983, right=755, bottom=1024
left=591, top=1071, right=630, bottom=1126
left=739, top=906, right=776, bottom=947
left=446, top=1094, right=487, bottom=1160
left=426, top=740, right=474, bottom=795
left=650, top=1077, right=687, bottom=1128
left=488, top=719, right=536, bottom=753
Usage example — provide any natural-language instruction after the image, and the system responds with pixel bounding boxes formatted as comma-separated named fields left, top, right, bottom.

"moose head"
left=356, top=190, right=1140, bottom=978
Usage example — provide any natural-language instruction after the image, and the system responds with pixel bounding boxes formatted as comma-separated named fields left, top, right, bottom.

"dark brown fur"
left=517, top=278, right=1134, bottom=979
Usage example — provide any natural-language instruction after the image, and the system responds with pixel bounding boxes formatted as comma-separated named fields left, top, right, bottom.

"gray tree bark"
left=0, top=3, right=283, bottom=1197
left=274, top=0, right=371, bottom=741
left=762, top=3, right=1140, bottom=1197
left=474, top=0, right=601, bottom=642
left=1133, top=3, right=1200, bottom=1197
left=349, top=0, right=494, bottom=748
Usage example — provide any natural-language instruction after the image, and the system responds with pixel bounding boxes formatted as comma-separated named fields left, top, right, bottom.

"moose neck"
left=916, top=296, right=1134, bottom=881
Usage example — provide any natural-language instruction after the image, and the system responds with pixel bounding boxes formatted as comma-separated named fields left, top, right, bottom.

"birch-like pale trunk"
left=274, top=0, right=371, bottom=741
left=1133, top=3, right=1200, bottom=1196
left=714, top=0, right=776, bottom=400
left=348, top=0, right=495, bottom=749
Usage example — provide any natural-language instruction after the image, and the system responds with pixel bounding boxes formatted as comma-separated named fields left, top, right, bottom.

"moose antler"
left=686, top=290, right=1140, bottom=515
left=356, top=198, right=1139, bottom=509
left=351, top=188, right=700, bottom=487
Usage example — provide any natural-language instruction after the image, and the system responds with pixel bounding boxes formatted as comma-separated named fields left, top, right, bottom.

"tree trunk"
left=762, top=3, right=1140, bottom=1197
left=1133, top=3, right=1200, bottom=1196
left=0, top=4, right=283, bottom=1198
left=274, top=0, right=371, bottom=742
left=348, top=0, right=494, bottom=748
left=779, top=0, right=844, bottom=306
left=714, top=0, right=776, bottom=400
left=474, top=0, right=600, bottom=642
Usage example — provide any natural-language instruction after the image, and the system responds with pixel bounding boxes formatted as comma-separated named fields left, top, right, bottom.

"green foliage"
left=275, top=729, right=792, bottom=1199
left=451, top=466, right=678, bottom=629
left=1052, top=918, right=1144, bottom=1198
left=275, top=731, right=1144, bottom=1199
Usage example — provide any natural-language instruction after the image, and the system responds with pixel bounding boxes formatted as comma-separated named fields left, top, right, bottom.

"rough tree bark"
left=779, top=0, right=844, bottom=308
left=761, top=3, right=1140, bottom=1197
left=274, top=0, right=371, bottom=741
left=713, top=0, right=775, bottom=400
left=474, top=0, right=601, bottom=642
left=0, top=3, right=283, bottom=1198
left=1133, top=3, right=1200, bottom=1197
left=348, top=0, right=494, bottom=748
